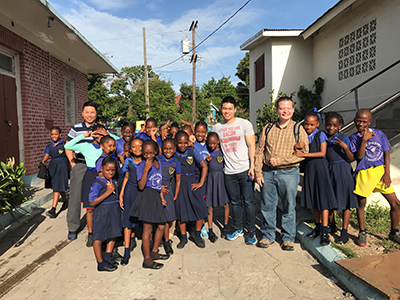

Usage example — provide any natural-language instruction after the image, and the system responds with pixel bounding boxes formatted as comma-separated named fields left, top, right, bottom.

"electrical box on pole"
left=182, top=38, right=190, bottom=54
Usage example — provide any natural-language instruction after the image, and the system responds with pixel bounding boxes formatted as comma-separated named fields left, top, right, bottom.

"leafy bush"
left=298, top=77, right=324, bottom=118
left=0, top=157, right=27, bottom=217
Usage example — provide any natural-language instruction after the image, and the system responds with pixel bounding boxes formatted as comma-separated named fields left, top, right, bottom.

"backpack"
left=264, top=121, right=302, bottom=143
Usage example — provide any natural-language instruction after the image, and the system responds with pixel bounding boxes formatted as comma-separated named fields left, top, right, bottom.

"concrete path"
left=0, top=201, right=353, bottom=300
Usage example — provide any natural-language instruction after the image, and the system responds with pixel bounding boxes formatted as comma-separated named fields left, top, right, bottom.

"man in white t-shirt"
left=212, top=96, right=256, bottom=245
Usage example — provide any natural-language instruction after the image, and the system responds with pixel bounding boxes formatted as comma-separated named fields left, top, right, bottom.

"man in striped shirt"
left=255, top=96, right=308, bottom=251
left=65, top=101, right=97, bottom=241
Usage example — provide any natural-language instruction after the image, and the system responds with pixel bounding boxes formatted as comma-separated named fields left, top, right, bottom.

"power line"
left=196, top=32, right=225, bottom=78
left=153, top=0, right=252, bottom=70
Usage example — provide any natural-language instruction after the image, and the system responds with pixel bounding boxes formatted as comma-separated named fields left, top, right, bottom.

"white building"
left=241, top=0, right=400, bottom=126
left=241, top=0, right=400, bottom=207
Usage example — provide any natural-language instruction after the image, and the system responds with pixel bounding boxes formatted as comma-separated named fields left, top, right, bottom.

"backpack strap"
left=293, top=122, right=301, bottom=143
left=264, top=122, right=275, bottom=137
left=264, top=121, right=300, bottom=144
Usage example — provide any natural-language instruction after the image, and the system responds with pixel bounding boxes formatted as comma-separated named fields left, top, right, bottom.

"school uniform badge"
left=187, top=156, right=193, bottom=165
left=58, top=149, right=64, bottom=155
left=217, top=156, right=223, bottom=163
left=169, top=167, right=175, bottom=175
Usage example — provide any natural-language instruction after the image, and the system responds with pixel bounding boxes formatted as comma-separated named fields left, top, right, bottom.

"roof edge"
left=301, top=0, right=356, bottom=40
left=240, top=29, right=303, bottom=50
left=38, top=0, right=118, bottom=73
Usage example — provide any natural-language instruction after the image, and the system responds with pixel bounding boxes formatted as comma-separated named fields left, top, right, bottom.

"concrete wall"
left=248, top=37, right=313, bottom=126
left=312, top=0, right=400, bottom=124
left=0, top=25, right=87, bottom=177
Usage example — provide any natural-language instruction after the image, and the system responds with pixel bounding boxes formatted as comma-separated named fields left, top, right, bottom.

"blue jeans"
left=224, top=170, right=255, bottom=232
left=260, top=165, right=299, bottom=243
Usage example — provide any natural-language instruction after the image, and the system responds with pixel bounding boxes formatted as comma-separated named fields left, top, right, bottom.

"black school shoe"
left=177, top=238, right=188, bottom=249
left=60, top=200, right=69, bottom=211
left=306, top=228, right=320, bottom=239
left=164, top=241, right=174, bottom=255
left=190, top=232, right=206, bottom=248
left=320, top=233, right=330, bottom=246
left=46, top=209, right=57, bottom=218
left=98, top=263, right=118, bottom=272
left=120, top=256, right=130, bottom=266
left=209, top=231, right=218, bottom=243
left=142, top=261, right=163, bottom=269
left=112, top=248, right=123, bottom=262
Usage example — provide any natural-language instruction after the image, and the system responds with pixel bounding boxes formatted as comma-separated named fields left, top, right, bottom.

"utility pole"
left=143, top=27, right=150, bottom=118
left=189, top=21, right=198, bottom=123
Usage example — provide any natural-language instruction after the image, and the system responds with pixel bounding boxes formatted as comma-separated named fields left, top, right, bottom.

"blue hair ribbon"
left=313, top=107, right=321, bottom=120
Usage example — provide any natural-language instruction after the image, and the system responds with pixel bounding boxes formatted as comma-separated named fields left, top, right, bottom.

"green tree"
left=298, top=77, right=324, bottom=119
left=235, top=52, right=249, bottom=110
left=178, top=83, right=211, bottom=123
left=87, top=73, right=111, bottom=120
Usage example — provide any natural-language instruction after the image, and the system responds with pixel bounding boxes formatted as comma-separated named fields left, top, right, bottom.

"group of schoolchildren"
left=41, top=102, right=400, bottom=273
left=42, top=111, right=230, bottom=272
left=298, top=109, right=400, bottom=248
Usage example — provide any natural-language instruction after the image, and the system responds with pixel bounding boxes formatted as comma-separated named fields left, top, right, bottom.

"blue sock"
left=223, top=224, right=228, bottom=230
left=124, top=247, right=130, bottom=258
left=340, top=229, right=348, bottom=241
left=208, top=228, right=214, bottom=234
left=321, top=226, right=329, bottom=234
left=315, top=222, right=321, bottom=231
left=104, top=252, right=112, bottom=262
left=181, top=234, right=187, bottom=241
left=194, top=230, right=201, bottom=238
left=98, top=260, right=107, bottom=268
left=88, top=232, right=93, bottom=236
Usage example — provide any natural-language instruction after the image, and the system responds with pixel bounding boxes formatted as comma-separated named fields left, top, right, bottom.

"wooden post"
left=143, top=27, right=150, bottom=118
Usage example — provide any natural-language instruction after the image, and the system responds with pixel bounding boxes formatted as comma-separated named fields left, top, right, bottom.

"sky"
left=48, top=0, right=339, bottom=93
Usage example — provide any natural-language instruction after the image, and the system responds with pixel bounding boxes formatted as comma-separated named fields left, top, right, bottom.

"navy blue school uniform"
left=44, top=140, right=69, bottom=192
left=158, top=154, right=181, bottom=222
left=194, top=141, right=209, bottom=200
left=95, top=153, right=123, bottom=192
left=115, top=138, right=125, bottom=156
left=174, top=147, right=209, bottom=222
left=121, top=158, right=140, bottom=228
left=205, top=149, right=229, bottom=207
left=130, top=159, right=167, bottom=223
left=89, top=177, right=122, bottom=241
left=301, top=129, right=337, bottom=210
left=326, top=133, right=358, bottom=210
left=80, top=143, right=101, bottom=210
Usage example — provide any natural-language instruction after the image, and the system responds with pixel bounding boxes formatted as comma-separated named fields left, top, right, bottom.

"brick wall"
left=0, top=25, right=88, bottom=175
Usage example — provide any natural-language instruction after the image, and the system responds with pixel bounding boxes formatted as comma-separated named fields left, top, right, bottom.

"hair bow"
left=313, top=107, right=321, bottom=120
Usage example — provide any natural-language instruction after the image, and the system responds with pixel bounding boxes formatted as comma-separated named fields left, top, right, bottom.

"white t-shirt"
left=212, top=117, right=254, bottom=175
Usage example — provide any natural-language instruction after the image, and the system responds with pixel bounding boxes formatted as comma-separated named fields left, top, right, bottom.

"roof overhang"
left=301, top=0, right=357, bottom=40
left=240, top=29, right=303, bottom=50
left=0, top=0, right=118, bottom=74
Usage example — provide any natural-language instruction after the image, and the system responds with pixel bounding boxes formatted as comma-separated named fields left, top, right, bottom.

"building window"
left=64, top=76, right=76, bottom=126
left=0, top=51, right=14, bottom=76
left=338, top=19, right=377, bottom=81
left=255, top=54, right=265, bottom=92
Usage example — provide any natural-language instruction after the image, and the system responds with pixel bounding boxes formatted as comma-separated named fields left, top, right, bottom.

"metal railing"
left=317, top=59, right=400, bottom=114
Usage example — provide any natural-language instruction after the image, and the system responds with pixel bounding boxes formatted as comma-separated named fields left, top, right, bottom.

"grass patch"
left=349, top=202, right=392, bottom=234
left=331, top=241, right=359, bottom=259
left=375, top=239, right=400, bottom=252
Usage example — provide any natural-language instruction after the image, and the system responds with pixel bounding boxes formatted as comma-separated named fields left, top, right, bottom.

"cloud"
left=85, top=0, right=134, bottom=11
left=51, top=0, right=265, bottom=87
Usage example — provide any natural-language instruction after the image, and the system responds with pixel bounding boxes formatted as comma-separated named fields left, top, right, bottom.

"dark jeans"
left=224, top=170, right=255, bottom=232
